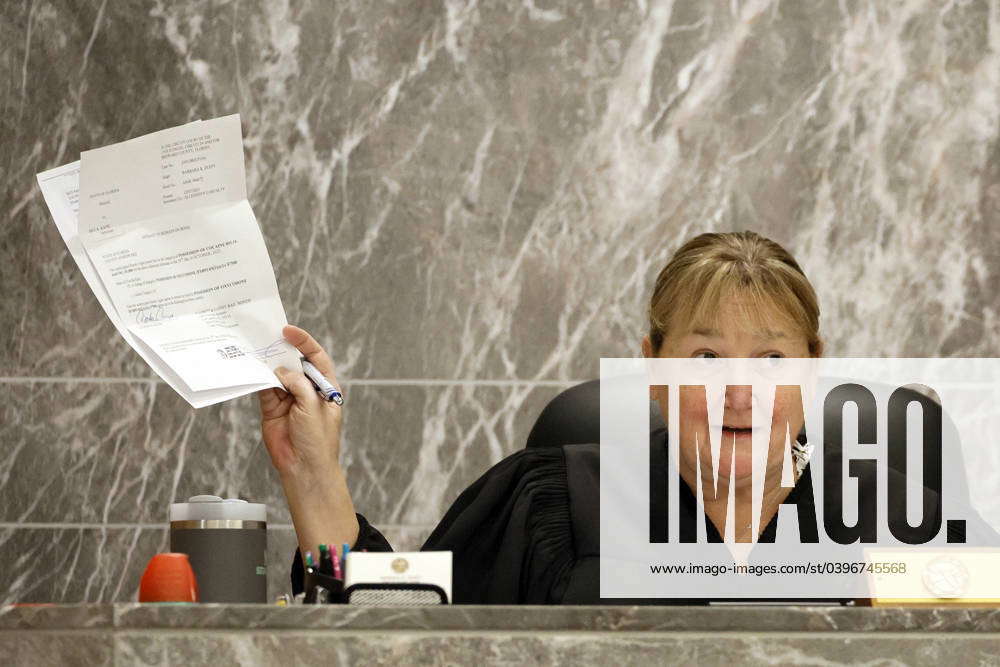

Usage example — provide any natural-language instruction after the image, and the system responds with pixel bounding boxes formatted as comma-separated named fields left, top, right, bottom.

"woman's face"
left=643, top=294, right=814, bottom=487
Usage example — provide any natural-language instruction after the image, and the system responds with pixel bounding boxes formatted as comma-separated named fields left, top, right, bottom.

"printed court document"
left=36, top=115, right=301, bottom=407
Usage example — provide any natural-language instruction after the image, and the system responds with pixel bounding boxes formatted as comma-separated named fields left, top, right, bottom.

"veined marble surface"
left=1, top=0, right=999, bottom=603
left=2, top=602, right=1000, bottom=631
left=2, top=604, right=999, bottom=666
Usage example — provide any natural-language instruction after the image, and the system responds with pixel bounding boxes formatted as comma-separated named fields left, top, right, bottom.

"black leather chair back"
left=526, top=380, right=662, bottom=448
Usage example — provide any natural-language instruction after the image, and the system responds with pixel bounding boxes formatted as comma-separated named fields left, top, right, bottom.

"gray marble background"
left=1, top=0, right=998, bottom=603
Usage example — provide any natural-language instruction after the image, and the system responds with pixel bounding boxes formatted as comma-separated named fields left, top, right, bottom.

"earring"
left=791, top=439, right=813, bottom=478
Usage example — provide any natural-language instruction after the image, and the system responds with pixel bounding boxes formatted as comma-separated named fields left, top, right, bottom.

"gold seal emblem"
left=391, top=557, right=409, bottom=573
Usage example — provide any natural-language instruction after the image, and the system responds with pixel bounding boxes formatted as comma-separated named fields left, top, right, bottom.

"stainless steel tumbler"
left=169, top=495, right=267, bottom=603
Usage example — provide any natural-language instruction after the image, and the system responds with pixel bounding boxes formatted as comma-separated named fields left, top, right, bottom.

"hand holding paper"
left=36, top=115, right=302, bottom=407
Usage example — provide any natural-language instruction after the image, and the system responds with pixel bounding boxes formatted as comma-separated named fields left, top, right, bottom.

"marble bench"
left=3, top=603, right=999, bottom=665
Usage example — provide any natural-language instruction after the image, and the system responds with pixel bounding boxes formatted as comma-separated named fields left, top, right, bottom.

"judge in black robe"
left=293, top=429, right=969, bottom=604
left=292, top=421, right=995, bottom=604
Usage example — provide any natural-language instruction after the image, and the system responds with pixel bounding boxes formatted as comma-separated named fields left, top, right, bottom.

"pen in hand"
left=301, top=359, right=344, bottom=405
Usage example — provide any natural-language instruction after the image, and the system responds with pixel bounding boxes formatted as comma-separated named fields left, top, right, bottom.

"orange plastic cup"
left=138, top=553, right=199, bottom=603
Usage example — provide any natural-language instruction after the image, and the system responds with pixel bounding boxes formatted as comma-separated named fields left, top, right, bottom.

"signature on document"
left=134, top=305, right=174, bottom=324
left=253, top=338, right=291, bottom=361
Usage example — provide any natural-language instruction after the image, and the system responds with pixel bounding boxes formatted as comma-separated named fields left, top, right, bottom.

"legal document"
left=36, top=115, right=301, bottom=407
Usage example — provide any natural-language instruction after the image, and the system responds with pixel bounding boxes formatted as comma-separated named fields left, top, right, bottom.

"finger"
left=283, top=325, right=338, bottom=380
left=257, top=387, right=289, bottom=418
left=274, top=366, right=321, bottom=409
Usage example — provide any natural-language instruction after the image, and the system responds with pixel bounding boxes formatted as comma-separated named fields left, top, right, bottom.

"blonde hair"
left=648, top=231, right=821, bottom=356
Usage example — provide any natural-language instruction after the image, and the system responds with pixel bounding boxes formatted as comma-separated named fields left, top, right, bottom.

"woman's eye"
left=762, top=353, right=784, bottom=367
left=694, top=351, right=718, bottom=359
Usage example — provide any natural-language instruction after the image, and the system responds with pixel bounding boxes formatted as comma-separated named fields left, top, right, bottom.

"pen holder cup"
left=302, top=567, right=345, bottom=604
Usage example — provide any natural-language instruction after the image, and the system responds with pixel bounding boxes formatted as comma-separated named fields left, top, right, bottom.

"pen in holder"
left=302, top=566, right=344, bottom=604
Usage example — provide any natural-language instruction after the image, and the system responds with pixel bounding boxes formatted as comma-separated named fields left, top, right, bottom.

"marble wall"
left=1, top=0, right=998, bottom=602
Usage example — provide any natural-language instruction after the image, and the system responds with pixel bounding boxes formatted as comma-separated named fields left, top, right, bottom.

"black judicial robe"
left=292, top=428, right=981, bottom=603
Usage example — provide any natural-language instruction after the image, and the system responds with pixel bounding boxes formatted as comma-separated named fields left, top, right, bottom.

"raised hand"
left=258, top=325, right=343, bottom=477
left=258, top=324, right=358, bottom=552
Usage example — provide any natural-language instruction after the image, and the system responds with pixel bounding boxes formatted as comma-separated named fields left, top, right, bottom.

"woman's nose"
left=725, top=385, right=754, bottom=411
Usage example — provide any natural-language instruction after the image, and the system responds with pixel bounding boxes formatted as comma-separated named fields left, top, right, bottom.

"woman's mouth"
left=722, top=425, right=754, bottom=438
